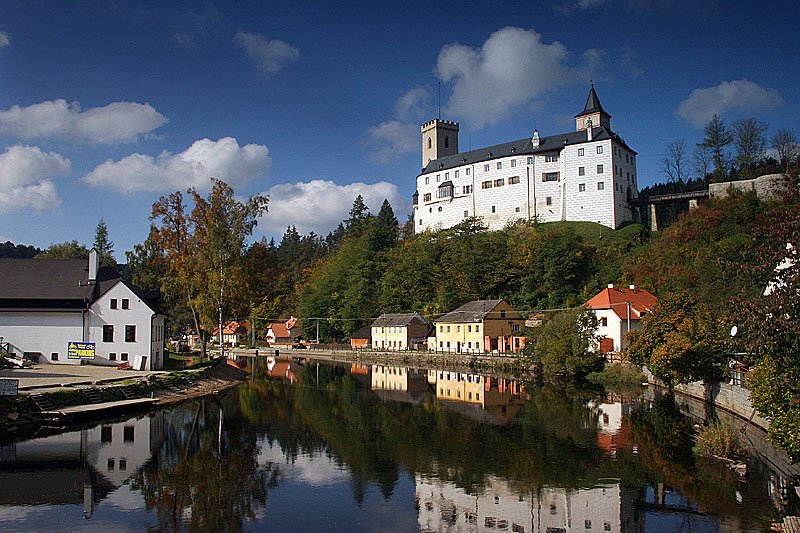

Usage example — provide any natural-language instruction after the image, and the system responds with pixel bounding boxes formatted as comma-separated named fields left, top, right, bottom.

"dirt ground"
left=0, top=363, right=165, bottom=392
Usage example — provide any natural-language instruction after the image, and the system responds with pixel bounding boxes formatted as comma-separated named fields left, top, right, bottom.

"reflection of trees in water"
left=135, top=399, right=280, bottom=532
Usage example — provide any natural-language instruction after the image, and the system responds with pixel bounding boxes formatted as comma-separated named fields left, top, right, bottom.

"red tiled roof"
left=585, top=286, right=657, bottom=321
left=268, top=322, right=292, bottom=339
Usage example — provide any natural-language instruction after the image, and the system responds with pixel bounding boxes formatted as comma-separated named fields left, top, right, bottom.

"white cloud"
left=364, top=120, right=419, bottom=164
left=0, top=31, right=9, bottom=49
left=258, top=179, right=405, bottom=236
left=677, top=80, right=783, bottom=127
left=436, top=27, right=583, bottom=128
left=0, top=145, right=69, bottom=213
left=393, top=87, right=431, bottom=122
left=619, top=45, right=643, bottom=77
left=233, top=31, right=299, bottom=74
left=0, top=99, right=168, bottom=144
left=82, top=137, right=271, bottom=193
left=555, top=0, right=610, bottom=12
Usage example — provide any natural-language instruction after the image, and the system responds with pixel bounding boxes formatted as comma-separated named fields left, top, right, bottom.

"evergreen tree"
left=93, top=218, right=116, bottom=264
left=345, top=195, right=370, bottom=236
left=699, top=114, right=732, bottom=182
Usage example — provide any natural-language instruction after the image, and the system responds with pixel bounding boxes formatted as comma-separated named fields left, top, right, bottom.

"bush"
left=693, top=421, right=744, bottom=458
left=586, top=363, right=645, bottom=387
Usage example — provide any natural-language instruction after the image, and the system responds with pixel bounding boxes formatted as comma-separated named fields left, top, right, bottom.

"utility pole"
left=219, top=259, right=224, bottom=359
left=316, top=318, right=320, bottom=344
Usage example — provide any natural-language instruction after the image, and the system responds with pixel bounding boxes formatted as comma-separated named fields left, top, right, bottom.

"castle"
left=413, top=85, right=639, bottom=231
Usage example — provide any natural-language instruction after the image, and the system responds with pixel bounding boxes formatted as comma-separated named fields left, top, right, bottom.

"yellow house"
left=371, top=313, right=430, bottom=351
left=432, top=299, right=525, bottom=353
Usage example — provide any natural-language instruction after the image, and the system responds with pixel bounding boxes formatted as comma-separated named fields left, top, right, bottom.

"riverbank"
left=0, top=359, right=247, bottom=441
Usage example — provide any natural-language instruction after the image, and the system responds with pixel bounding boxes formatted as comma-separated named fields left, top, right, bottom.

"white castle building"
left=413, top=85, right=639, bottom=231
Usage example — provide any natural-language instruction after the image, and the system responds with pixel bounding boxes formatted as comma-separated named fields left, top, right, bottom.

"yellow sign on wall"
left=67, top=341, right=96, bottom=360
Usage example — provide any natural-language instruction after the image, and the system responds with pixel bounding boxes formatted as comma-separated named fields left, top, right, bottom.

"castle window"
left=578, top=148, right=585, bottom=156
left=484, top=164, right=490, bottom=172
left=597, top=164, right=604, bottom=174
left=436, top=174, right=440, bottom=182
left=542, top=172, right=559, bottom=182
left=626, top=153, right=629, bottom=163
left=492, top=206, right=496, bottom=213
left=497, top=162, right=502, bottom=170
left=515, top=207, right=520, bottom=212
left=578, top=166, right=585, bottom=176
left=494, top=178, right=504, bottom=187
left=425, top=176, right=429, bottom=184
left=545, top=154, right=559, bottom=162
left=511, top=159, right=516, bottom=167
left=579, top=183, right=586, bottom=192
left=597, top=145, right=603, bottom=154
left=437, top=182, right=453, bottom=198
left=509, top=176, right=520, bottom=184
left=454, top=170, right=459, bottom=178
left=445, top=172, right=449, bottom=179
left=546, top=196, right=552, bottom=206
left=444, top=135, right=449, bottom=148
left=466, top=168, right=471, bottom=175
left=462, top=185, right=472, bottom=194
left=428, top=137, right=432, bottom=149
left=598, top=182, right=605, bottom=190
left=423, top=193, right=431, bottom=202
left=464, top=210, right=469, bottom=217
left=482, top=180, right=492, bottom=189
left=527, top=157, right=533, bottom=164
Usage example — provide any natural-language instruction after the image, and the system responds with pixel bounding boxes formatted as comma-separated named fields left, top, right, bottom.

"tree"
left=345, top=195, right=370, bottom=236
left=732, top=117, right=768, bottom=177
left=626, top=292, right=728, bottom=386
left=692, top=144, right=713, bottom=183
left=772, top=128, right=799, bottom=174
left=524, top=307, right=601, bottom=380
left=93, top=218, right=116, bottom=264
left=661, top=139, right=689, bottom=184
left=36, top=240, right=89, bottom=259
left=699, top=114, right=732, bottom=182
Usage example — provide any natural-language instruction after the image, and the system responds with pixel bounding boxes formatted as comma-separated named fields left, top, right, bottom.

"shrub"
left=586, top=363, right=645, bottom=387
left=693, top=421, right=744, bottom=458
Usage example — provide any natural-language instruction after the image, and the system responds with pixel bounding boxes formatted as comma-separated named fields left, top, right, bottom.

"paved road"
left=0, top=364, right=165, bottom=392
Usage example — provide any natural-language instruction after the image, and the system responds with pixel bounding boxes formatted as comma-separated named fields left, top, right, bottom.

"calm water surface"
left=0, top=358, right=797, bottom=532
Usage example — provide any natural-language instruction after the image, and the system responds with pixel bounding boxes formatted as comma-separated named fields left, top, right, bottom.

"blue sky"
left=1, top=0, right=798, bottom=259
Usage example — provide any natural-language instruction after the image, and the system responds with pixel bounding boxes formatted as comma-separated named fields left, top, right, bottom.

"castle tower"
left=421, top=119, right=459, bottom=167
left=575, top=84, right=611, bottom=132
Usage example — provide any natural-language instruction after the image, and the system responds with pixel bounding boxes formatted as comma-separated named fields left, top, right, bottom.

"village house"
left=265, top=316, right=300, bottom=345
left=0, top=249, right=166, bottom=370
left=370, top=313, right=429, bottom=350
left=585, top=284, right=657, bottom=353
left=432, top=299, right=525, bottom=353
left=211, top=321, right=248, bottom=347
left=350, top=325, right=372, bottom=349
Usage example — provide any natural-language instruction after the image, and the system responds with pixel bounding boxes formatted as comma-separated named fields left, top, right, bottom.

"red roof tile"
left=585, top=286, right=657, bottom=321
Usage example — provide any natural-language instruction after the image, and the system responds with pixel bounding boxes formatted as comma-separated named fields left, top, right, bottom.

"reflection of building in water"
left=0, top=413, right=163, bottom=518
left=433, top=371, right=526, bottom=425
left=370, top=365, right=430, bottom=403
left=588, top=399, right=632, bottom=454
left=416, top=475, right=642, bottom=533
left=265, top=357, right=301, bottom=383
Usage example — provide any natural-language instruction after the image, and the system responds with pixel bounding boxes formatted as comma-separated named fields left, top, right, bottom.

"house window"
left=500, top=309, right=506, bottom=318
left=491, top=206, right=496, bottom=213
left=494, top=178, right=504, bottom=187
left=476, top=325, right=480, bottom=332
left=545, top=154, right=558, bottom=162
left=425, top=176, right=429, bottom=184
left=121, top=298, right=129, bottom=309
left=125, top=325, right=136, bottom=342
left=482, top=180, right=492, bottom=189
left=457, top=325, right=461, bottom=332
left=546, top=196, right=552, bottom=206
left=423, top=193, right=431, bottom=202
left=110, top=299, right=117, bottom=309
left=119, top=459, right=127, bottom=471
left=109, top=352, right=116, bottom=361
left=597, top=146, right=603, bottom=154
left=497, top=162, right=502, bottom=170
left=121, top=353, right=128, bottom=361
left=124, top=425, right=135, bottom=442
left=466, top=167, right=470, bottom=175
left=598, top=181, right=605, bottom=190
left=484, top=164, right=490, bottom=172
left=578, top=148, right=584, bottom=156
left=579, top=183, right=586, bottom=192
left=585, top=520, right=592, bottom=529
left=509, top=176, right=520, bottom=184
left=101, top=426, right=112, bottom=443
left=103, top=325, right=114, bottom=342
left=542, top=172, right=559, bottom=182
left=511, top=159, right=516, bottom=167
left=108, top=458, right=115, bottom=470
left=439, top=325, right=443, bottom=332
left=51, top=352, right=58, bottom=361
left=468, top=325, right=472, bottom=332
left=597, top=164, right=604, bottom=174
left=446, top=326, right=450, bottom=333
left=578, top=166, right=585, bottom=176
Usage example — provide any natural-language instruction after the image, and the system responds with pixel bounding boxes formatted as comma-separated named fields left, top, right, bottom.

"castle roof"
left=576, top=84, right=609, bottom=118
left=420, top=126, right=633, bottom=175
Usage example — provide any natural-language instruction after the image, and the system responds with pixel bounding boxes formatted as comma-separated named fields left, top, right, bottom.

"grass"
left=586, top=363, right=646, bottom=387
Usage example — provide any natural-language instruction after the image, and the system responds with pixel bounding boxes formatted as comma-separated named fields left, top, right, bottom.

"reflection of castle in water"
left=416, top=475, right=642, bottom=533
left=0, top=413, right=163, bottom=518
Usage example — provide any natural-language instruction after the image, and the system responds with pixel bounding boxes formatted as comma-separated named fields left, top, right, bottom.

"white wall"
left=0, top=311, right=85, bottom=362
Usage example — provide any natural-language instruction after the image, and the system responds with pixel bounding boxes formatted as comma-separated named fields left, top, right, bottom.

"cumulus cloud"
left=393, top=87, right=431, bottom=122
left=0, top=145, right=70, bottom=212
left=677, top=80, right=783, bottom=127
left=0, top=99, right=168, bottom=144
left=363, top=121, right=419, bottom=164
left=258, top=179, right=405, bottom=236
left=82, top=137, right=271, bottom=193
left=233, top=31, right=299, bottom=74
left=436, top=27, right=585, bottom=128
left=0, top=31, right=9, bottom=49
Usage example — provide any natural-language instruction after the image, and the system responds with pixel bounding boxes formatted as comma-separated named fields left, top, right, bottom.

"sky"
left=1, top=0, right=799, bottom=260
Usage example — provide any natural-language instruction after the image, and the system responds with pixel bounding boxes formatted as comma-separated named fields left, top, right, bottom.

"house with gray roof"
left=370, top=313, right=429, bottom=351
left=432, top=299, right=525, bottom=354
left=414, top=85, right=639, bottom=232
left=0, top=249, right=166, bottom=370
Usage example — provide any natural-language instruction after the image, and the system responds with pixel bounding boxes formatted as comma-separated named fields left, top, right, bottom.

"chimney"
left=531, top=130, right=540, bottom=149
left=607, top=283, right=614, bottom=289
left=88, top=248, right=99, bottom=283
left=629, top=284, right=636, bottom=290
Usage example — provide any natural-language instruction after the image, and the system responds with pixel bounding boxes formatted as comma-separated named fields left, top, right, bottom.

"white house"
left=0, top=249, right=166, bottom=370
left=585, top=284, right=657, bottom=353
left=414, top=85, right=639, bottom=232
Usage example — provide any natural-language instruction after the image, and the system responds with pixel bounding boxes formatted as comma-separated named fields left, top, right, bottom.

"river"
left=0, top=357, right=797, bottom=532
